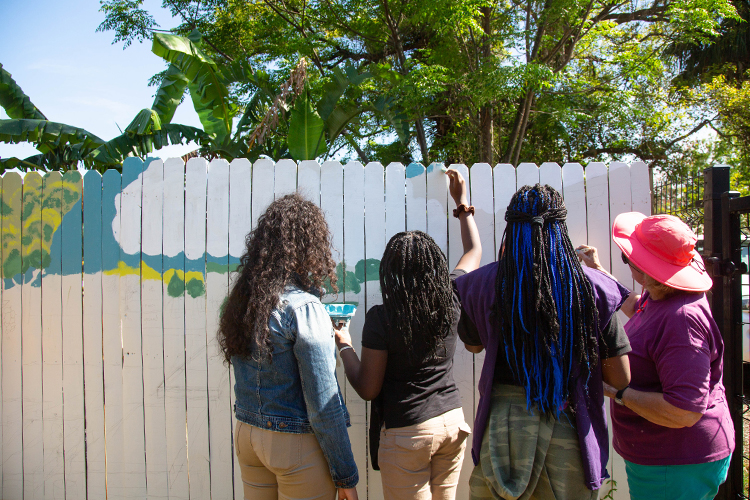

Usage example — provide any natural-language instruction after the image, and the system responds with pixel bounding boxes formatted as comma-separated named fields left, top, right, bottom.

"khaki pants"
left=234, top=420, right=336, bottom=500
left=378, top=407, right=471, bottom=500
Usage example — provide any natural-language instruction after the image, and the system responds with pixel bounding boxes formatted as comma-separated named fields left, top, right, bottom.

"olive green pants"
left=469, top=385, right=599, bottom=500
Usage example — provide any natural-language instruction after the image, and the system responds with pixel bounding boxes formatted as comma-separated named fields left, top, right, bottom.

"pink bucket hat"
left=612, top=212, right=712, bottom=292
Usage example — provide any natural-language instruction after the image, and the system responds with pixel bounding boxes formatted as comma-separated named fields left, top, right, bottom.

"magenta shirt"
left=612, top=291, right=734, bottom=465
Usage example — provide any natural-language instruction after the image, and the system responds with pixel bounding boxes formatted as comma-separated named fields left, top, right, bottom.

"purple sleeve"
left=654, top=309, right=713, bottom=414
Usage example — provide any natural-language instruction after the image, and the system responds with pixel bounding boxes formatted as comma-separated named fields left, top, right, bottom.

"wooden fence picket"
left=141, top=159, right=168, bottom=499
left=82, top=169, right=106, bottom=499
left=385, top=163, right=406, bottom=242
left=251, top=158, right=274, bottom=228
left=343, top=161, right=367, bottom=500
left=274, top=158, right=297, bottom=198
left=363, top=161, right=386, bottom=500
left=298, top=160, right=321, bottom=205
left=120, top=158, right=147, bottom=498
left=562, top=163, right=587, bottom=248
left=228, top=158, right=253, bottom=500
left=609, top=162, right=634, bottom=290
left=22, top=171, right=43, bottom=500
left=206, top=159, right=233, bottom=500
left=0, top=160, right=652, bottom=500
left=405, top=163, right=427, bottom=233
left=540, top=162, right=562, bottom=193
left=184, top=157, right=210, bottom=499
left=162, top=157, right=189, bottom=500
left=2, top=172, right=23, bottom=500
left=516, top=162, right=540, bottom=188
left=445, top=163, right=475, bottom=500
left=102, top=168, right=124, bottom=498
left=493, top=163, right=516, bottom=256
left=61, top=170, right=85, bottom=499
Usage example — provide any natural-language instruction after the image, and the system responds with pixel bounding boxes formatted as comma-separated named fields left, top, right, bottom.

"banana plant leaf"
left=288, top=94, right=327, bottom=161
left=152, top=33, right=235, bottom=142
left=325, top=105, right=363, bottom=143
left=86, top=123, right=211, bottom=169
left=0, top=156, right=43, bottom=172
left=372, top=96, right=410, bottom=145
left=317, top=66, right=371, bottom=122
left=0, top=139, right=99, bottom=172
left=0, top=63, right=47, bottom=120
left=125, top=108, right=162, bottom=134
left=151, top=64, right=188, bottom=125
left=0, top=119, right=105, bottom=153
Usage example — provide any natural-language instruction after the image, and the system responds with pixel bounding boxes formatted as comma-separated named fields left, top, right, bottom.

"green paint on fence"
left=186, top=278, right=205, bottom=298
left=355, top=258, right=380, bottom=283
left=206, top=261, right=231, bottom=274
left=324, top=259, right=382, bottom=295
left=1, top=174, right=82, bottom=278
left=167, top=272, right=185, bottom=297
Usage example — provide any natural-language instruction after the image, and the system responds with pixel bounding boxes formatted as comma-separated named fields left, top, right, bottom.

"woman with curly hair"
left=455, top=184, right=631, bottom=499
left=219, top=193, right=358, bottom=500
left=334, top=169, right=482, bottom=500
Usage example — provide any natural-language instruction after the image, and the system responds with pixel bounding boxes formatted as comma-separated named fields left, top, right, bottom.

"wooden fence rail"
left=0, top=158, right=650, bottom=500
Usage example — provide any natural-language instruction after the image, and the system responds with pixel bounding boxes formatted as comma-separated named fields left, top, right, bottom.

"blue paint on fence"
left=83, top=170, right=102, bottom=275
left=101, top=170, right=121, bottom=272
left=405, top=163, right=425, bottom=178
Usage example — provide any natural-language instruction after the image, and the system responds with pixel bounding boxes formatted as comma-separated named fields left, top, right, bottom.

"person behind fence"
left=577, top=213, right=734, bottom=500
left=332, top=169, right=481, bottom=500
left=453, top=183, right=632, bottom=500
left=217, top=193, right=358, bottom=500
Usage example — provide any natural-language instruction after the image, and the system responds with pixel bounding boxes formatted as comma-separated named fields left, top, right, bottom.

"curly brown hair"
left=218, top=193, right=338, bottom=363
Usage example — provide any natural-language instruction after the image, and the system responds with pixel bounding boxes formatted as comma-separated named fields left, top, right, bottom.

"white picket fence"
left=0, top=158, right=650, bottom=500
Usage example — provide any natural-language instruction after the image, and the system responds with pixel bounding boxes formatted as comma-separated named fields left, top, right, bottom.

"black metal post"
left=703, top=166, right=730, bottom=325
left=722, top=191, right=743, bottom=499
left=703, top=166, right=732, bottom=499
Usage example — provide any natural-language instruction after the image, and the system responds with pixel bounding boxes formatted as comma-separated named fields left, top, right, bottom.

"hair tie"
left=531, top=216, right=544, bottom=227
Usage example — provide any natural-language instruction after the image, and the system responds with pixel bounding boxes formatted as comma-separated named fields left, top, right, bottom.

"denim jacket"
left=232, top=284, right=358, bottom=489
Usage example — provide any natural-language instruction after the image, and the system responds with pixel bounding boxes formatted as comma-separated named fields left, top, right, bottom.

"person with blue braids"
left=454, top=184, right=632, bottom=499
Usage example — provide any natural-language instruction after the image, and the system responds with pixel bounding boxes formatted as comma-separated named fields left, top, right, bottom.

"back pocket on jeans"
left=385, top=434, right=433, bottom=472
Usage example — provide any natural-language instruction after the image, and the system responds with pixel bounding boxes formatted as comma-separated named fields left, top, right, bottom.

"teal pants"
left=625, top=455, right=731, bottom=500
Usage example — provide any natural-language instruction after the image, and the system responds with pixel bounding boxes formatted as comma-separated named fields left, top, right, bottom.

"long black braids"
left=380, top=231, right=454, bottom=363
left=494, top=184, right=600, bottom=415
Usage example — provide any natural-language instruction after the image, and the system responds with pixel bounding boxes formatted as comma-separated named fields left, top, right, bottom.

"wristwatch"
left=615, top=386, right=629, bottom=406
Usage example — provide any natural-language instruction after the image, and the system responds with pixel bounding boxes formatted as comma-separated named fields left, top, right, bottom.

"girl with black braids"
left=454, top=184, right=631, bottom=500
left=334, top=169, right=482, bottom=500
left=218, top=193, right=358, bottom=500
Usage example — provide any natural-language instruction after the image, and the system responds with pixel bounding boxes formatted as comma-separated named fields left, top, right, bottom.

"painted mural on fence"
left=1, top=159, right=380, bottom=295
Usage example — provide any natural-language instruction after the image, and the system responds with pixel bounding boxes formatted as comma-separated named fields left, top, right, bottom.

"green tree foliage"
left=0, top=62, right=211, bottom=172
left=97, top=0, right=738, bottom=171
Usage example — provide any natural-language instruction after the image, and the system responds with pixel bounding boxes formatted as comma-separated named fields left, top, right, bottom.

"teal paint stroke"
left=405, top=163, right=425, bottom=178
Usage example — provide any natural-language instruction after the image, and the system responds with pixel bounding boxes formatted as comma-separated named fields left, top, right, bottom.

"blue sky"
left=0, top=0, right=201, bottom=163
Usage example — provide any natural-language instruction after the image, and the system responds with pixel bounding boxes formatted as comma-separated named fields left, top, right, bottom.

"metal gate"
left=702, top=166, right=750, bottom=499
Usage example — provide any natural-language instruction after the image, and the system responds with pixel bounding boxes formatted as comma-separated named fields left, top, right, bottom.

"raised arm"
left=447, top=169, right=481, bottom=273
left=577, top=244, right=639, bottom=318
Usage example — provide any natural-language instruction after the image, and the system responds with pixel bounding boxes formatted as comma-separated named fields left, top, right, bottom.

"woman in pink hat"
left=578, top=213, right=734, bottom=500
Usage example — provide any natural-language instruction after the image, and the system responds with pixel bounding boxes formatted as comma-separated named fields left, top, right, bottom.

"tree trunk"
left=512, top=93, right=535, bottom=165
left=479, top=6, right=493, bottom=164
left=383, top=0, right=430, bottom=164
left=502, top=89, right=534, bottom=163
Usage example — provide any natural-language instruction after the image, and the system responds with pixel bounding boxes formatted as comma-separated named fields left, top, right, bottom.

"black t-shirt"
left=362, top=270, right=466, bottom=429
left=457, top=297, right=630, bottom=384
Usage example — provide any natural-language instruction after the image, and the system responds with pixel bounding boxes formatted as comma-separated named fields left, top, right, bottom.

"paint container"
left=324, top=302, right=358, bottom=327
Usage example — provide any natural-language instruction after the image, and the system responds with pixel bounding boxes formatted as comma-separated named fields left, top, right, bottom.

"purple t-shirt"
left=612, top=291, right=734, bottom=465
